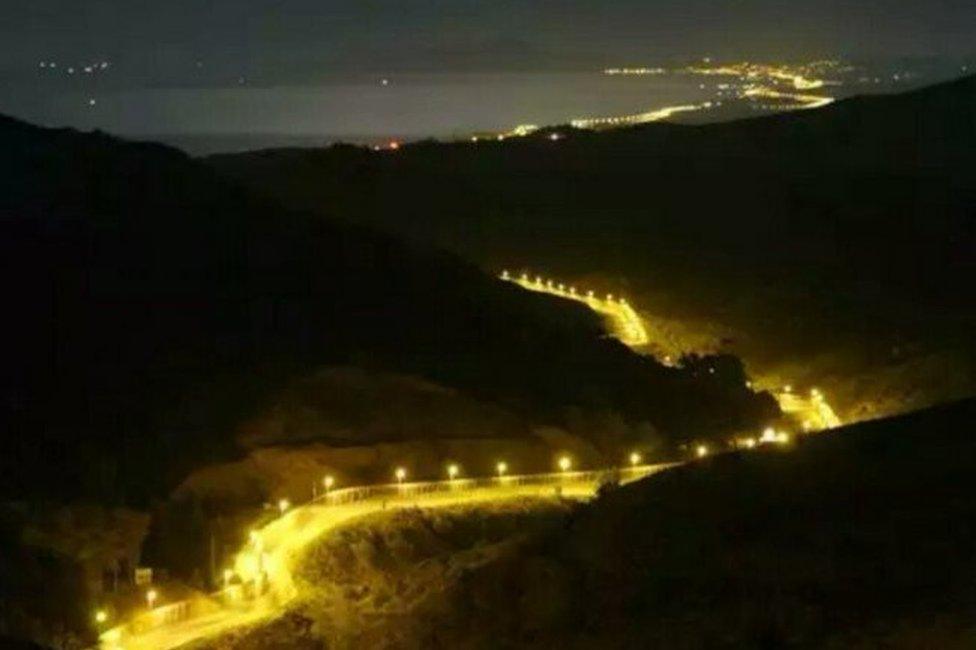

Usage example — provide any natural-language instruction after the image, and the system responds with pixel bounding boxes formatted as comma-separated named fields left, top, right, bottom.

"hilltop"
left=209, top=74, right=976, bottom=420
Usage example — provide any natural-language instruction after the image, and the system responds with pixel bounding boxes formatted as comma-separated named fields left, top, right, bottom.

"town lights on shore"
left=496, top=461, right=508, bottom=477
left=278, top=498, right=290, bottom=514
left=146, top=589, right=158, bottom=610
left=558, top=456, right=572, bottom=472
left=447, top=463, right=460, bottom=480
left=696, top=444, right=709, bottom=458
left=323, top=475, right=335, bottom=492
left=395, top=467, right=407, bottom=484
left=94, top=609, right=108, bottom=624
left=629, top=452, right=642, bottom=466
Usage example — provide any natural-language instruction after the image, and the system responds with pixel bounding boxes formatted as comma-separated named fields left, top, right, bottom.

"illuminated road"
left=502, top=271, right=648, bottom=346
left=501, top=269, right=841, bottom=431
left=100, top=467, right=668, bottom=649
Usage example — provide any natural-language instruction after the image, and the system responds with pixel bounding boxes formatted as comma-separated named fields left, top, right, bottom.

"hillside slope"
left=209, top=75, right=976, bottom=419
left=0, top=115, right=774, bottom=505
left=194, top=398, right=976, bottom=649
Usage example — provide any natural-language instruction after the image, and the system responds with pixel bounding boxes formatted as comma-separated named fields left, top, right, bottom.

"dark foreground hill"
left=210, top=75, right=976, bottom=420
left=198, top=398, right=976, bottom=649
left=0, top=114, right=774, bottom=505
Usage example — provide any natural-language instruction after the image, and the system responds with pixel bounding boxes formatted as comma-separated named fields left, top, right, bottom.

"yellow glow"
left=146, top=589, right=158, bottom=608
left=743, top=438, right=757, bottom=449
left=95, top=609, right=108, bottom=624
left=277, top=498, right=290, bottom=513
left=696, top=444, right=709, bottom=458
left=496, top=461, right=508, bottom=476
left=323, top=475, right=335, bottom=490
left=571, top=102, right=706, bottom=130
left=504, top=272, right=649, bottom=347
left=558, top=456, right=572, bottom=472
left=629, top=451, right=641, bottom=466
left=395, top=467, right=407, bottom=482
left=447, top=463, right=460, bottom=479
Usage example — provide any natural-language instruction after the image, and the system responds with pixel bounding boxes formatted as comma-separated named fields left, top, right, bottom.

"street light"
left=558, top=456, right=572, bottom=472
left=94, top=609, right=108, bottom=625
left=146, top=589, right=158, bottom=610
left=696, top=444, right=709, bottom=458
left=277, top=498, right=290, bottom=514
left=496, top=461, right=508, bottom=477
left=323, top=475, right=335, bottom=492
left=395, top=467, right=407, bottom=484
left=629, top=451, right=642, bottom=466
left=447, top=463, right=460, bottom=480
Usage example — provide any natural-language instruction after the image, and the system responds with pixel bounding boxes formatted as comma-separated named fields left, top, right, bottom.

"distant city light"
left=629, top=451, right=642, bottom=466
left=277, top=498, right=290, bottom=513
left=323, top=475, right=335, bottom=491
left=395, top=467, right=407, bottom=483
left=146, top=589, right=158, bottom=609
left=696, top=444, right=709, bottom=458
left=94, top=609, right=108, bottom=624
left=447, top=463, right=459, bottom=479
left=558, top=456, right=572, bottom=472
left=496, top=461, right=508, bottom=477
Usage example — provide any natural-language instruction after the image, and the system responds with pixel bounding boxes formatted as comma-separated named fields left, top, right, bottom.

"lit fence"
left=310, top=464, right=672, bottom=507
left=99, top=462, right=674, bottom=648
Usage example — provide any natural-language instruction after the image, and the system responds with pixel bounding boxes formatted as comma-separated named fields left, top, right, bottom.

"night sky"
left=1, top=1, right=974, bottom=140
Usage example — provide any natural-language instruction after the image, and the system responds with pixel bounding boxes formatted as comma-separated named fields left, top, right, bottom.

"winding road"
left=100, top=467, right=669, bottom=649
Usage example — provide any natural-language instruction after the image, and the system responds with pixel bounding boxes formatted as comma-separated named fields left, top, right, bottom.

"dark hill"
left=0, top=115, right=774, bottom=505
left=209, top=75, right=976, bottom=419
left=375, top=398, right=976, bottom=648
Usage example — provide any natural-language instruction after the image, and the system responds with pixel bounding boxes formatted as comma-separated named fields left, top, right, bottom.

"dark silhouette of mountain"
left=472, top=397, right=976, bottom=647
left=0, top=114, right=774, bottom=505
left=209, top=74, right=976, bottom=418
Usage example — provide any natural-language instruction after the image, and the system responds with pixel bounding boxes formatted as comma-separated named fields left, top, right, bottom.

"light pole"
left=395, top=467, right=407, bottom=485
